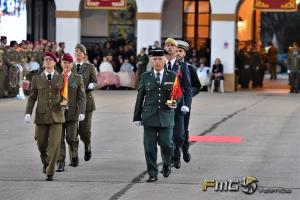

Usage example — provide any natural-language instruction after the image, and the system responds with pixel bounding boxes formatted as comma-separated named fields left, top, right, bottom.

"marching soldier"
left=164, top=38, right=193, bottom=169
left=24, top=52, right=65, bottom=181
left=73, top=43, right=97, bottom=163
left=287, top=42, right=300, bottom=93
left=133, top=49, right=176, bottom=182
left=176, top=40, right=201, bottom=163
left=56, top=53, right=86, bottom=172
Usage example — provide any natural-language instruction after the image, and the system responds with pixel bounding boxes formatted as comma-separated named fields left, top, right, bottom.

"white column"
left=210, top=0, right=240, bottom=92
left=137, top=19, right=161, bottom=53
left=56, top=18, right=81, bottom=54
left=54, top=0, right=81, bottom=55
left=135, top=0, right=164, bottom=53
left=210, top=21, right=236, bottom=74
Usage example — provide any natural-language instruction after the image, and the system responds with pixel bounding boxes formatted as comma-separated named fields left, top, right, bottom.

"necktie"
left=156, top=72, right=161, bottom=85
left=77, top=64, right=81, bottom=72
left=167, top=61, right=172, bottom=70
left=47, top=74, right=52, bottom=83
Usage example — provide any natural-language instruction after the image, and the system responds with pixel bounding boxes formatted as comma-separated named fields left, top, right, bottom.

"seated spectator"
left=117, top=57, right=136, bottom=89
left=99, top=57, right=113, bottom=73
left=197, top=61, right=210, bottom=92
left=97, top=57, right=120, bottom=89
left=120, top=57, right=134, bottom=72
left=211, top=58, right=224, bottom=93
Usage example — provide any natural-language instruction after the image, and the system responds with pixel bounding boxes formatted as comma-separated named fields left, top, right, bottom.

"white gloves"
left=181, top=106, right=190, bottom=113
left=88, top=83, right=94, bottom=90
left=168, top=104, right=177, bottom=109
left=24, top=114, right=31, bottom=123
left=78, top=114, right=85, bottom=122
left=288, top=70, right=291, bottom=74
left=133, top=121, right=142, bottom=126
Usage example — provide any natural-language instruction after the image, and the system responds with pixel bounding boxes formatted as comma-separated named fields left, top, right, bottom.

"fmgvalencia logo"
left=202, top=176, right=292, bottom=195
left=240, top=176, right=258, bottom=194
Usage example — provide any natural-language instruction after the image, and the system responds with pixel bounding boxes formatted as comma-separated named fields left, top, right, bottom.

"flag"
left=170, top=70, right=182, bottom=101
left=61, top=73, right=68, bottom=101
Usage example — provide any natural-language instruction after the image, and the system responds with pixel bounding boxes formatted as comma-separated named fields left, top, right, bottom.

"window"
left=183, top=0, right=210, bottom=48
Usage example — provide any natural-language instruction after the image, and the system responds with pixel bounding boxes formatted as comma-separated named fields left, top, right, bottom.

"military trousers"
left=290, top=72, right=300, bottom=91
left=35, top=123, right=62, bottom=176
left=269, top=63, right=277, bottom=80
left=183, top=109, right=192, bottom=153
left=173, top=113, right=185, bottom=160
left=143, top=126, right=173, bottom=177
left=57, top=121, right=79, bottom=166
left=77, top=111, right=93, bottom=152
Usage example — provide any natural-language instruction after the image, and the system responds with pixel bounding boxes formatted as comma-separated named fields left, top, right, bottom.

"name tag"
left=164, top=82, right=174, bottom=85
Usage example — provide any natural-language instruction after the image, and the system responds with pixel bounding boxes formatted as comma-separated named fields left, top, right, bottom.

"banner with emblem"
left=254, top=0, right=297, bottom=12
left=85, top=0, right=127, bottom=10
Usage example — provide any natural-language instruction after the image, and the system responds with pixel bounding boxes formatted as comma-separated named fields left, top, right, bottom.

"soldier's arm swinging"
left=133, top=76, right=146, bottom=122
left=25, top=76, right=37, bottom=114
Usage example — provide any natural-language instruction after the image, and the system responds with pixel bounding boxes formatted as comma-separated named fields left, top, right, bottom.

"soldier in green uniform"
left=56, top=53, right=86, bottom=172
left=73, top=43, right=97, bottom=163
left=24, top=52, right=65, bottom=181
left=287, top=42, right=300, bottom=93
left=0, top=53, right=7, bottom=98
left=135, top=47, right=149, bottom=88
left=268, top=42, right=278, bottom=80
left=133, top=49, right=176, bottom=182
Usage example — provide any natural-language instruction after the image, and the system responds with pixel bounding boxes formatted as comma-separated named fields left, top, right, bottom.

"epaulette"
left=141, top=71, right=151, bottom=78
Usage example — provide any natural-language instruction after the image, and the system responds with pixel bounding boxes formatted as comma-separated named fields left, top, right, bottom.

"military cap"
left=61, top=53, right=73, bottom=63
left=75, top=43, right=87, bottom=55
left=176, top=40, right=189, bottom=51
left=44, top=51, right=57, bottom=62
left=149, top=48, right=165, bottom=57
left=165, top=38, right=178, bottom=47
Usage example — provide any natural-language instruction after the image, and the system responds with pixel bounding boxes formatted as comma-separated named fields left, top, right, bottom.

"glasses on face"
left=44, top=57, right=54, bottom=62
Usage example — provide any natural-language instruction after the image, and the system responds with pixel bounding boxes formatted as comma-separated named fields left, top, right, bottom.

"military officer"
left=24, top=52, right=65, bottom=181
left=73, top=43, right=97, bottom=163
left=133, top=49, right=176, bottom=182
left=287, top=42, right=300, bottom=93
left=135, top=47, right=149, bottom=88
left=164, top=38, right=193, bottom=169
left=176, top=40, right=201, bottom=163
left=249, top=43, right=261, bottom=88
left=56, top=53, right=86, bottom=172
left=267, top=42, right=278, bottom=80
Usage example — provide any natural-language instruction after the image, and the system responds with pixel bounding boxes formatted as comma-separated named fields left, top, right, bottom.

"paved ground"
left=0, top=89, right=299, bottom=200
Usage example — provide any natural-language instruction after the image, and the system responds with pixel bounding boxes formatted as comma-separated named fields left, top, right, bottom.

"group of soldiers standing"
left=133, top=38, right=201, bottom=182
left=24, top=43, right=97, bottom=181
left=236, top=42, right=281, bottom=89
left=0, top=36, right=65, bottom=98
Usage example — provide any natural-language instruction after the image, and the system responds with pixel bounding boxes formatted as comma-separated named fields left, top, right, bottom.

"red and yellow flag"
left=61, top=73, right=68, bottom=101
left=170, top=71, right=182, bottom=101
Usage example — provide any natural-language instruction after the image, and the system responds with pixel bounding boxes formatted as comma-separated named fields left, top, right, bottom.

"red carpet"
left=189, top=136, right=242, bottom=143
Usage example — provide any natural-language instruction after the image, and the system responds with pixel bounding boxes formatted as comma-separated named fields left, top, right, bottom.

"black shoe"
left=46, top=175, right=53, bottom=181
left=84, top=151, right=92, bottom=161
left=56, top=164, right=65, bottom=172
left=42, top=164, right=48, bottom=174
left=70, top=157, right=79, bottom=167
left=174, top=159, right=181, bottom=169
left=162, top=165, right=171, bottom=178
left=146, top=176, right=157, bottom=183
left=295, top=90, right=299, bottom=93
left=183, top=151, right=191, bottom=163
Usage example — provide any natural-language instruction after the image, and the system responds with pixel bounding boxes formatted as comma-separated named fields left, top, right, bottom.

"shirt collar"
left=75, top=61, right=84, bottom=66
left=166, top=57, right=176, bottom=68
left=45, top=70, right=54, bottom=77
left=153, top=68, right=164, bottom=76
